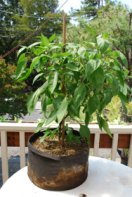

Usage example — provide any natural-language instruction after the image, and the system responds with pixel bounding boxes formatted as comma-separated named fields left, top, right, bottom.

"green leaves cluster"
left=16, top=34, right=128, bottom=140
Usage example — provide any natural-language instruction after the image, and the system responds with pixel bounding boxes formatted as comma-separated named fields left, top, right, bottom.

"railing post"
left=0, top=131, right=8, bottom=182
left=111, top=133, right=118, bottom=161
left=128, top=134, right=132, bottom=167
left=19, top=131, right=26, bottom=168
left=93, top=133, right=100, bottom=156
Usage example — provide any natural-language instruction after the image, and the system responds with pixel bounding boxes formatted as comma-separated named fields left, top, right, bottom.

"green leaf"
left=118, top=92, right=128, bottom=103
left=120, top=84, right=128, bottom=96
left=90, top=67, right=104, bottom=90
left=87, top=42, right=96, bottom=48
left=114, top=51, right=128, bottom=66
left=53, top=96, right=64, bottom=110
left=97, top=35, right=109, bottom=52
left=27, top=81, right=48, bottom=113
left=87, top=95, right=100, bottom=115
left=66, top=63, right=79, bottom=71
left=102, top=120, right=112, bottom=138
left=36, top=119, right=45, bottom=133
left=85, top=60, right=97, bottom=79
left=73, top=84, right=87, bottom=107
left=49, top=34, right=56, bottom=42
left=117, top=70, right=125, bottom=85
left=48, top=72, right=58, bottom=93
left=85, top=112, right=90, bottom=125
left=44, top=111, right=57, bottom=126
left=18, top=56, right=40, bottom=81
left=33, top=73, right=43, bottom=85
left=80, top=124, right=90, bottom=140
left=68, top=102, right=80, bottom=118
left=31, top=56, right=41, bottom=68
left=66, top=128, right=74, bottom=142
left=16, top=53, right=27, bottom=79
left=17, top=46, right=27, bottom=57
left=39, top=129, right=58, bottom=142
left=40, top=132, right=49, bottom=142
left=57, top=97, right=68, bottom=123
left=66, top=128, right=81, bottom=144
left=40, top=34, right=49, bottom=46
left=99, top=90, right=113, bottom=112
left=97, top=116, right=112, bottom=137
left=41, top=95, right=46, bottom=112
left=50, top=46, right=62, bottom=52
left=28, top=42, right=40, bottom=49
left=111, top=79, right=120, bottom=95
left=51, top=71, right=58, bottom=93
left=41, top=95, right=52, bottom=113
left=78, top=47, right=86, bottom=58
left=31, top=46, right=44, bottom=56
left=113, top=62, right=121, bottom=71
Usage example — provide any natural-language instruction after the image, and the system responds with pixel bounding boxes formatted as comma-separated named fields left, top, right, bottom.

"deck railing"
left=0, top=123, right=132, bottom=184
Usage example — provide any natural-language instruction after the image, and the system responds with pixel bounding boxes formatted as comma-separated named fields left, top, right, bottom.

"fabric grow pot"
left=28, top=131, right=89, bottom=191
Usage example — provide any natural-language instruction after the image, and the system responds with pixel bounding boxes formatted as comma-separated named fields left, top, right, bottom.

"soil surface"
left=33, top=137, right=88, bottom=157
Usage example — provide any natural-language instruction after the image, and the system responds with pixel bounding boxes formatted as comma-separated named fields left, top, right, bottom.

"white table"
left=0, top=156, right=132, bottom=197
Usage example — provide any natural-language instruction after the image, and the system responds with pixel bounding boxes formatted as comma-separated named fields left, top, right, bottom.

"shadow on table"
left=0, top=154, right=28, bottom=188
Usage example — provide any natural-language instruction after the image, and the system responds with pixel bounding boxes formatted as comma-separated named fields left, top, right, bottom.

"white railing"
left=0, top=123, right=132, bottom=184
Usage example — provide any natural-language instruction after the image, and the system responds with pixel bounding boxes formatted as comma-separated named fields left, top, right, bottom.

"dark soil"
left=33, top=137, right=88, bottom=157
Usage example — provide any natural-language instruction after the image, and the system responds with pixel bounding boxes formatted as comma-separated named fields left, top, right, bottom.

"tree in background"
left=0, top=58, right=28, bottom=119
left=72, top=0, right=115, bottom=19
left=15, top=0, right=62, bottom=38
left=79, top=0, right=100, bottom=18
left=68, top=3, right=131, bottom=89
left=0, top=0, right=23, bottom=62
left=0, top=0, right=61, bottom=62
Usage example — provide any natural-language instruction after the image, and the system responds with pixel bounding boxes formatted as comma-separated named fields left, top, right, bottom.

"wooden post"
left=59, top=12, right=67, bottom=147
left=1, top=131, right=8, bottom=182
left=62, top=12, right=66, bottom=47
left=129, top=12, right=132, bottom=31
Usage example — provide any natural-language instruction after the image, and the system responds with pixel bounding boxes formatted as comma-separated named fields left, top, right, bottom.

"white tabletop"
left=0, top=156, right=132, bottom=197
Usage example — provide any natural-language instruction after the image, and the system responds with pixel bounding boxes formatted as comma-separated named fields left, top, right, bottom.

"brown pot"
left=28, top=131, right=89, bottom=191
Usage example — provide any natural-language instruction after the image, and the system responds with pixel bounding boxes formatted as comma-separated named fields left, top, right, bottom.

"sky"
left=58, top=0, right=132, bottom=13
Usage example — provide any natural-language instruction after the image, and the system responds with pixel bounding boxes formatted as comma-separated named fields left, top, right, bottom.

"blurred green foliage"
left=0, top=58, right=28, bottom=119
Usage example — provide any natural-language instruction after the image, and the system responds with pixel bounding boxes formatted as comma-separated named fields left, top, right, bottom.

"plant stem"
left=59, top=118, right=65, bottom=147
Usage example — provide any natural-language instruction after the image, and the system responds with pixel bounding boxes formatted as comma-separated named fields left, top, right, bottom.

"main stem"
left=59, top=118, right=65, bottom=147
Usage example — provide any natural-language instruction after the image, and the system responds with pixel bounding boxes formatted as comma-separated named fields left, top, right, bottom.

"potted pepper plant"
left=15, top=34, right=128, bottom=191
